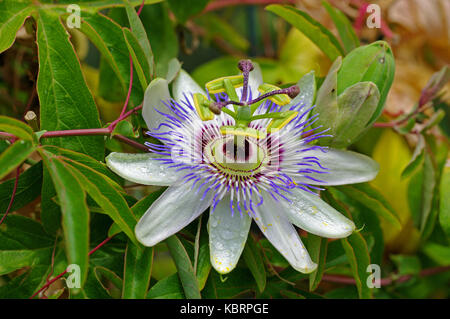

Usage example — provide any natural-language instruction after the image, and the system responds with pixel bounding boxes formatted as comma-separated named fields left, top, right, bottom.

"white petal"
left=105, top=152, right=180, bottom=186
left=253, top=194, right=317, bottom=273
left=208, top=196, right=252, bottom=274
left=296, top=148, right=379, bottom=186
left=142, top=78, right=174, bottom=133
left=172, top=69, right=206, bottom=106
left=135, top=180, right=214, bottom=246
left=281, top=71, right=316, bottom=113
left=282, top=188, right=355, bottom=238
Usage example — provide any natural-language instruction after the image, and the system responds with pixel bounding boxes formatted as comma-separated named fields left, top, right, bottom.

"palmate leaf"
left=61, top=159, right=140, bottom=247
left=37, top=9, right=104, bottom=235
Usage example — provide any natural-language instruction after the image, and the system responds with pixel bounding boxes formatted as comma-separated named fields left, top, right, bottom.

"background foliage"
left=0, top=0, right=449, bottom=299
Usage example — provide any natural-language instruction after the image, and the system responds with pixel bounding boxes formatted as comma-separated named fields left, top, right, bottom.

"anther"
left=238, top=59, right=254, bottom=73
left=286, top=85, right=300, bottom=98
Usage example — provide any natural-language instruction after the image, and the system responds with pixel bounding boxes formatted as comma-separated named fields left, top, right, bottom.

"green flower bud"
left=311, top=41, right=394, bottom=148
left=336, top=40, right=395, bottom=126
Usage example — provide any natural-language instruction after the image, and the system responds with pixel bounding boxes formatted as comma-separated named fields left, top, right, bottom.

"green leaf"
left=123, top=27, right=152, bottom=90
left=0, top=115, right=34, bottom=140
left=334, top=183, right=402, bottom=230
left=422, top=109, right=445, bottom=131
left=122, top=241, right=154, bottom=299
left=420, top=150, right=436, bottom=234
left=195, top=217, right=211, bottom=291
left=195, top=13, right=250, bottom=52
left=124, top=0, right=154, bottom=76
left=331, top=81, right=380, bottom=148
left=337, top=41, right=395, bottom=125
left=147, top=274, right=185, bottom=299
left=439, top=166, right=450, bottom=237
left=108, top=188, right=165, bottom=237
left=165, top=235, right=201, bottom=299
left=0, top=248, right=52, bottom=276
left=202, top=268, right=256, bottom=298
left=322, top=0, right=359, bottom=53
left=311, top=57, right=340, bottom=137
left=61, top=159, right=140, bottom=246
left=0, top=140, right=35, bottom=180
left=341, top=232, right=372, bottom=299
left=0, top=161, right=42, bottom=213
left=167, top=0, right=210, bottom=24
left=140, top=2, right=178, bottom=77
left=422, top=242, right=450, bottom=266
left=79, top=10, right=143, bottom=106
left=111, top=120, right=138, bottom=138
left=306, top=234, right=328, bottom=291
left=390, top=255, right=421, bottom=276
left=242, top=234, right=266, bottom=293
left=0, top=214, right=54, bottom=250
left=37, top=0, right=163, bottom=12
left=0, top=0, right=33, bottom=53
left=402, top=134, right=425, bottom=179
left=266, top=4, right=344, bottom=61
left=37, top=9, right=104, bottom=160
left=43, top=156, right=90, bottom=291
left=42, top=145, right=120, bottom=184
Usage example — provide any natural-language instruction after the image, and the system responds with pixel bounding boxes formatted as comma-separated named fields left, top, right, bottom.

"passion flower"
left=106, top=61, right=379, bottom=274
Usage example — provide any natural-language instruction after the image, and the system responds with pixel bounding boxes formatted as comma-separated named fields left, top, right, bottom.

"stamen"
left=249, top=85, right=300, bottom=106
left=237, top=59, right=254, bottom=102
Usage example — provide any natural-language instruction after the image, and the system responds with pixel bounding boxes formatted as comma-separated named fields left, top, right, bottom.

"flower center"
left=205, top=135, right=268, bottom=177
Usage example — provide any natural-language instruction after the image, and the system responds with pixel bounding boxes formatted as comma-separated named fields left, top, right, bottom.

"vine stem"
left=204, top=0, right=296, bottom=12
left=0, top=166, right=21, bottom=226
left=321, top=265, right=450, bottom=287
left=30, top=235, right=116, bottom=299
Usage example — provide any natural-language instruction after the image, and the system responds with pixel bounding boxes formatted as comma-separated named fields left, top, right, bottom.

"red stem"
left=0, top=166, right=21, bottom=226
left=30, top=235, right=116, bottom=299
left=321, top=265, right=450, bottom=287
left=204, top=0, right=296, bottom=12
left=41, top=128, right=111, bottom=138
